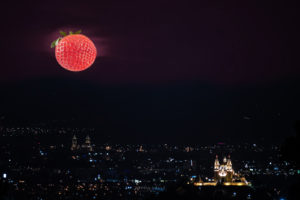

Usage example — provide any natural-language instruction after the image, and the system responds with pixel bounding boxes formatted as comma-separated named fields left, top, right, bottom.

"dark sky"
left=0, top=0, right=300, bottom=143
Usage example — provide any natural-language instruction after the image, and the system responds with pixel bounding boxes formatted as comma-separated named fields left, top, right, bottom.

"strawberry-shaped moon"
left=51, top=30, right=97, bottom=72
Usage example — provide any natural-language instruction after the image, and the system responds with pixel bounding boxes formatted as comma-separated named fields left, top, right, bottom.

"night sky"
left=0, top=0, right=300, bottom=143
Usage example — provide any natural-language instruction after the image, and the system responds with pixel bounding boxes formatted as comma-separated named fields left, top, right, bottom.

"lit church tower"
left=225, top=155, right=233, bottom=182
left=214, top=155, right=220, bottom=180
left=71, top=135, right=78, bottom=151
left=227, top=155, right=232, bottom=171
left=82, top=135, right=93, bottom=151
left=85, top=135, right=91, bottom=145
left=214, top=155, right=220, bottom=169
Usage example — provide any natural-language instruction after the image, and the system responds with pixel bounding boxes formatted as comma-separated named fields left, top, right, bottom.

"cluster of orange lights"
left=194, top=182, right=250, bottom=187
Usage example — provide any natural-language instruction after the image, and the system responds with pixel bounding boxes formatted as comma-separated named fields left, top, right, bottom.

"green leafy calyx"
left=50, top=30, right=82, bottom=48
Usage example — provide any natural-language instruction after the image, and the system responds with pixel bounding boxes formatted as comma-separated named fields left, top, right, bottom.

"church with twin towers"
left=214, top=155, right=233, bottom=183
left=70, top=135, right=94, bottom=152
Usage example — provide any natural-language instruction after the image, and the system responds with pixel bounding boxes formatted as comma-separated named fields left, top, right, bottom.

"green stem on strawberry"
left=59, top=31, right=67, bottom=36
left=50, top=30, right=82, bottom=48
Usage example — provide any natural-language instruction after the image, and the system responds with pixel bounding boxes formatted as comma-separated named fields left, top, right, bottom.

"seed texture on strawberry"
left=51, top=30, right=97, bottom=72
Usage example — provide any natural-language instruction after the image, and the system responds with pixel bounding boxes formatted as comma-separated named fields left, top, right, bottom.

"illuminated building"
left=70, top=135, right=80, bottom=150
left=194, top=155, right=250, bottom=187
left=81, top=135, right=93, bottom=152
left=139, top=145, right=144, bottom=152
left=214, top=155, right=233, bottom=183
left=70, top=135, right=93, bottom=152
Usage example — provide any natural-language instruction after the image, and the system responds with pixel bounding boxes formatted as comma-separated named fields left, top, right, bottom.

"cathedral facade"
left=214, top=155, right=233, bottom=183
left=70, top=135, right=93, bottom=152
left=193, top=155, right=250, bottom=186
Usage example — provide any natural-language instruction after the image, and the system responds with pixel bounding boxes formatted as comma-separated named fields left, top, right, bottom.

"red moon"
left=55, top=34, right=97, bottom=72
